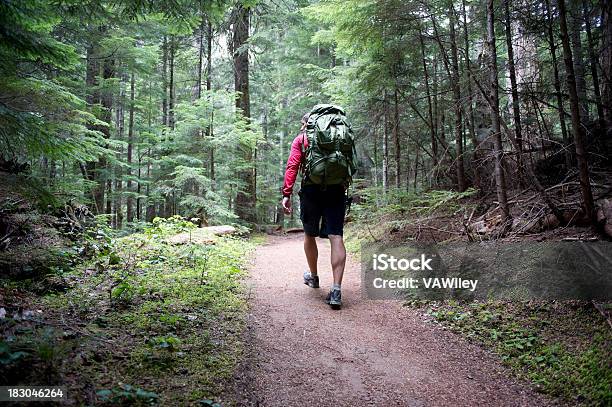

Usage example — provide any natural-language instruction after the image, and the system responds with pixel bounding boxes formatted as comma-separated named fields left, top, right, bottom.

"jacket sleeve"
left=282, top=134, right=305, bottom=197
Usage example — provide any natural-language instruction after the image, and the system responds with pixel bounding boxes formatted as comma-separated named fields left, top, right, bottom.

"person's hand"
left=281, top=196, right=292, bottom=214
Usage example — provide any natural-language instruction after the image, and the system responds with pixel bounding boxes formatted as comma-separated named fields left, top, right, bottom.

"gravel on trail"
left=229, top=234, right=556, bottom=407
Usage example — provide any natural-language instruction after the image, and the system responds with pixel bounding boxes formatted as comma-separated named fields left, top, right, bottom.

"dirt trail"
left=237, top=235, right=554, bottom=407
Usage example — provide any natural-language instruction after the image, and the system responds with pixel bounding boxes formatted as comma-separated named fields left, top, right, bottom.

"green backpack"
left=302, top=104, right=357, bottom=186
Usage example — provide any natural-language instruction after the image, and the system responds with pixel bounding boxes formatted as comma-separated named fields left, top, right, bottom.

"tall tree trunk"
left=162, top=36, right=168, bottom=127
left=393, top=86, right=401, bottom=189
left=382, top=91, right=389, bottom=192
left=503, top=0, right=523, bottom=183
left=126, top=72, right=135, bottom=223
left=461, top=0, right=481, bottom=193
left=558, top=0, right=596, bottom=224
left=583, top=0, right=604, bottom=127
left=146, top=147, right=155, bottom=222
left=601, top=0, right=612, bottom=126
left=136, top=152, right=141, bottom=221
left=487, top=0, right=510, bottom=221
left=449, top=5, right=466, bottom=191
left=545, top=0, right=572, bottom=170
left=84, top=43, right=100, bottom=212
left=233, top=3, right=255, bottom=222
left=115, top=71, right=126, bottom=229
left=96, top=57, right=114, bottom=215
left=570, top=2, right=590, bottom=122
left=168, top=37, right=175, bottom=130
left=419, top=29, right=437, bottom=167
left=197, top=17, right=204, bottom=100
left=206, top=21, right=215, bottom=182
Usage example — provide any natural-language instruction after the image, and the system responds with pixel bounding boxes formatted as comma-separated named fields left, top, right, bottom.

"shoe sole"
left=304, top=279, right=319, bottom=288
left=325, top=298, right=341, bottom=309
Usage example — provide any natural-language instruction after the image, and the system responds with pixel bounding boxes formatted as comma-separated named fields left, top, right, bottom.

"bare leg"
left=304, top=235, right=318, bottom=275
left=328, top=235, right=346, bottom=285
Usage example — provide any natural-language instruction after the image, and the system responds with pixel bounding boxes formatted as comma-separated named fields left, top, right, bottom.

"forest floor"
left=227, top=234, right=556, bottom=407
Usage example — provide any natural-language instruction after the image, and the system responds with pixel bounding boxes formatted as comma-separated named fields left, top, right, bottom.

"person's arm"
left=281, top=135, right=304, bottom=213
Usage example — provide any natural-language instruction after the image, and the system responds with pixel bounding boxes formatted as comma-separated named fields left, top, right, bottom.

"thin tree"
left=503, top=0, right=523, bottom=182
left=449, top=5, right=466, bottom=191
left=558, top=0, right=596, bottom=224
left=486, top=0, right=510, bottom=221
left=545, top=0, right=572, bottom=169
left=126, top=72, right=136, bottom=223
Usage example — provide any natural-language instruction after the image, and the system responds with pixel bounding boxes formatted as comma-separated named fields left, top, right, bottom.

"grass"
left=1, top=216, right=254, bottom=405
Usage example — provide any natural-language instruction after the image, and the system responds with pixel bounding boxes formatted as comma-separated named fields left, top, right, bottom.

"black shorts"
left=299, top=184, right=346, bottom=238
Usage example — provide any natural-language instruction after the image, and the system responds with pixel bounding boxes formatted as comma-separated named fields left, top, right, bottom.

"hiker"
left=281, top=105, right=357, bottom=309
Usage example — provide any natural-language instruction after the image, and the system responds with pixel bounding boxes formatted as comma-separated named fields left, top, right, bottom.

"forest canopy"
left=1, top=0, right=611, bottom=233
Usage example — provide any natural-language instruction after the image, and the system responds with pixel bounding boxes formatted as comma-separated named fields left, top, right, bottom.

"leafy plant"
left=96, top=384, right=158, bottom=405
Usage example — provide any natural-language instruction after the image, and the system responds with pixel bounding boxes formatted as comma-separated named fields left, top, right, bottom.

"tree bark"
left=487, top=0, right=511, bottom=221
left=97, top=57, right=114, bottom=215
left=168, top=36, right=176, bottom=130
left=233, top=3, right=255, bottom=222
left=449, top=5, right=466, bottom=191
left=393, top=86, right=401, bottom=189
left=461, top=0, right=481, bottom=193
left=558, top=0, right=596, bottom=224
left=162, top=36, right=168, bottom=127
left=84, top=43, right=100, bottom=212
left=602, top=0, right=612, bottom=125
left=583, top=0, right=604, bottom=126
left=382, top=91, right=389, bottom=192
left=126, top=72, right=136, bottom=223
left=545, top=0, right=572, bottom=170
left=503, top=0, right=523, bottom=181
left=206, top=21, right=215, bottom=182
left=419, top=29, right=437, bottom=167
left=570, top=2, right=590, bottom=122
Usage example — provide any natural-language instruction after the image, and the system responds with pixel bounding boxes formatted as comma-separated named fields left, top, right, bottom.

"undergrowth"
left=346, top=189, right=611, bottom=406
left=1, top=216, right=253, bottom=405
left=423, top=300, right=611, bottom=405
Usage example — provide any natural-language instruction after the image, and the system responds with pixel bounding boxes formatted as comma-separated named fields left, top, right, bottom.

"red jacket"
left=282, top=132, right=308, bottom=197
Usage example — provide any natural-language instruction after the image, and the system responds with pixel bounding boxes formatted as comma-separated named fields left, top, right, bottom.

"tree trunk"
left=84, top=43, right=100, bottom=212
left=115, top=71, right=126, bottom=229
left=487, top=0, right=510, bottom=221
left=461, top=0, right=481, bottom=193
left=168, top=37, right=175, bottom=130
left=206, top=21, right=215, bottom=182
left=419, top=29, right=437, bottom=167
left=558, top=0, right=596, bottom=224
left=583, top=0, right=604, bottom=127
left=126, top=72, right=135, bottom=223
left=382, top=91, right=389, bottom=191
left=545, top=0, right=572, bottom=170
left=503, top=0, right=523, bottom=183
left=197, top=17, right=204, bottom=100
left=233, top=4, right=255, bottom=222
left=602, top=0, right=612, bottom=125
left=449, top=5, right=466, bottom=192
left=393, top=86, right=401, bottom=189
left=97, top=57, right=114, bottom=215
left=570, top=2, right=590, bottom=122
left=162, top=36, right=168, bottom=127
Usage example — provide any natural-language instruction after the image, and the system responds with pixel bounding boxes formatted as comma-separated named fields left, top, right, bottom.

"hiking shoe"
left=303, top=271, right=320, bottom=288
left=326, top=289, right=342, bottom=309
